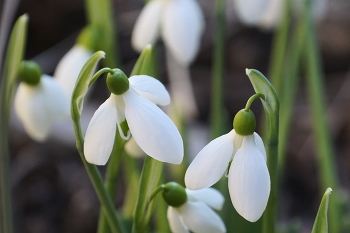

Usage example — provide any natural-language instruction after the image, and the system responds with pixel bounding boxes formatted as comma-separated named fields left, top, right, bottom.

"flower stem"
left=0, top=14, right=28, bottom=233
left=97, top=134, right=126, bottom=233
left=210, top=0, right=226, bottom=139
left=268, top=0, right=291, bottom=95
left=303, top=3, right=341, bottom=231
left=132, top=157, right=163, bottom=233
left=244, top=93, right=265, bottom=111
left=84, top=0, right=119, bottom=67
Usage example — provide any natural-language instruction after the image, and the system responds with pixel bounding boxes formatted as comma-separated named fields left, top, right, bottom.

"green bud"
left=106, top=69, right=130, bottom=95
left=77, top=26, right=99, bottom=51
left=18, top=61, right=42, bottom=85
left=233, top=109, right=256, bottom=136
left=162, top=182, right=187, bottom=207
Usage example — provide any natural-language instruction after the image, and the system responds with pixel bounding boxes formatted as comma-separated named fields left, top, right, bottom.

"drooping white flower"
left=163, top=182, right=226, bottom=233
left=132, top=0, right=204, bottom=66
left=84, top=70, right=183, bottom=165
left=14, top=74, right=70, bottom=142
left=54, top=45, right=93, bottom=99
left=185, top=111, right=270, bottom=222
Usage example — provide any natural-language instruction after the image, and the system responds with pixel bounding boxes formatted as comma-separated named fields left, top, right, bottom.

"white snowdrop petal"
left=162, top=0, right=204, bottom=65
left=131, top=0, right=163, bottom=52
left=179, top=202, right=226, bottom=233
left=253, top=132, right=267, bottom=162
left=129, top=75, right=170, bottom=105
left=14, top=82, right=51, bottom=142
left=228, top=135, right=270, bottom=222
left=54, top=45, right=93, bottom=98
left=234, top=0, right=269, bottom=25
left=123, top=90, right=183, bottom=164
left=41, top=75, right=70, bottom=121
left=185, top=130, right=234, bottom=190
left=259, top=0, right=284, bottom=29
left=167, top=207, right=189, bottom=233
left=84, top=97, right=117, bottom=165
left=186, top=188, right=224, bottom=210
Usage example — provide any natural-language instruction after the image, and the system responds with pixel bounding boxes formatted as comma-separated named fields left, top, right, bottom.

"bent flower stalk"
left=84, top=69, right=183, bottom=165
left=185, top=103, right=270, bottom=222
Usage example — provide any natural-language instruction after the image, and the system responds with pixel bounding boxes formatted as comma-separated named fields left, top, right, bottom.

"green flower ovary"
left=162, top=182, right=187, bottom=207
left=106, top=69, right=130, bottom=95
left=233, top=109, right=256, bottom=136
left=18, top=61, right=42, bottom=86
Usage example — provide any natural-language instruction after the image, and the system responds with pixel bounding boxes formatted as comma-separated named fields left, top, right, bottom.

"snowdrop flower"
left=131, top=0, right=204, bottom=66
left=84, top=69, right=183, bottom=165
left=14, top=61, right=70, bottom=142
left=185, top=104, right=270, bottom=222
left=54, top=27, right=95, bottom=98
left=161, top=182, right=226, bottom=233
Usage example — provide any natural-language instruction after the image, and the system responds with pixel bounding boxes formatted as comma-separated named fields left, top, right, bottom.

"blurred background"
left=2, top=0, right=350, bottom=232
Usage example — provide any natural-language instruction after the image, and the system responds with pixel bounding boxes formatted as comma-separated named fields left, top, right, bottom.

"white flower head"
left=54, top=45, right=93, bottom=99
left=185, top=109, right=270, bottom=222
left=131, top=0, right=205, bottom=66
left=162, top=182, right=226, bottom=233
left=84, top=69, right=184, bottom=165
left=15, top=61, right=70, bottom=141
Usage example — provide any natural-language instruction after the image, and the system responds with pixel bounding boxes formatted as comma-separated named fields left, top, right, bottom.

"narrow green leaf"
left=0, top=14, right=28, bottom=233
left=311, top=188, right=332, bottom=233
left=71, top=51, right=105, bottom=119
left=246, top=69, right=280, bottom=233
left=130, top=44, right=155, bottom=77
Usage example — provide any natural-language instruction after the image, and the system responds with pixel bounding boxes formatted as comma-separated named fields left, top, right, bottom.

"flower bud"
left=233, top=109, right=256, bottom=136
left=162, top=182, right=187, bottom=207
left=106, top=69, right=130, bottom=95
left=18, top=61, right=42, bottom=86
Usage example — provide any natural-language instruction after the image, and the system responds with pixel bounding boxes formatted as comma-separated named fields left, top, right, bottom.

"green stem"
left=89, top=67, right=112, bottom=86
left=210, top=0, right=226, bottom=139
left=132, top=156, right=163, bottom=233
left=71, top=100, right=126, bottom=233
left=303, top=3, right=341, bottom=232
left=268, top=0, right=291, bottom=95
left=84, top=0, right=119, bottom=67
left=244, top=93, right=264, bottom=111
left=277, top=0, right=308, bottom=171
left=0, top=14, right=28, bottom=233
left=97, top=134, right=126, bottom=233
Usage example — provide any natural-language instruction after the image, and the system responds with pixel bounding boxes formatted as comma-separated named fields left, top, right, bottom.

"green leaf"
left=246, top=69, right=279, bottom=120
left=71, top=50, right=105, bottom=120
left=1, top=14, right=28, bottom=125
left=132, top=44, right=164, bottom=233
left=0, top=14, right=28, bottom=233
left=311, top=188, right=332, bottom=233
left=130, top=44, right=156, bottom=77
